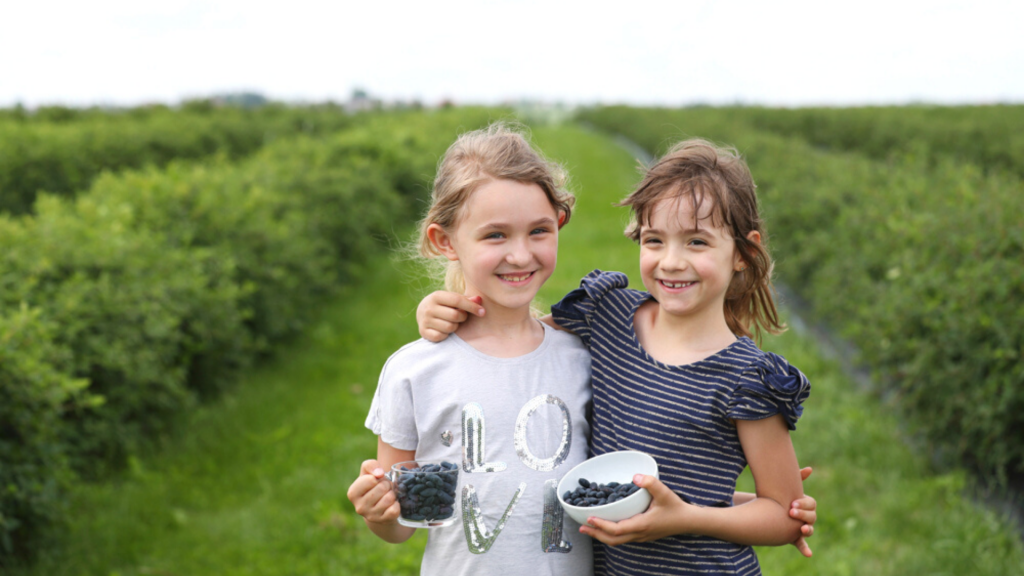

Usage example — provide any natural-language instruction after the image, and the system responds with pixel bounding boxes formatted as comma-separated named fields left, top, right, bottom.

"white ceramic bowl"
left=557, top=450, right=659, bottom=526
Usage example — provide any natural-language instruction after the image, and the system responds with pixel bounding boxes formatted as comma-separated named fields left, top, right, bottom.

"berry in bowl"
left=556, top=450, right=659, bottom=526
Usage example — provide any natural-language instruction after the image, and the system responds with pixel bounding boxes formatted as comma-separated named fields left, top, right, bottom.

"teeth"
left=499, top=273, right=532, bottom=282
left=662, top=280, right=694, bottom=289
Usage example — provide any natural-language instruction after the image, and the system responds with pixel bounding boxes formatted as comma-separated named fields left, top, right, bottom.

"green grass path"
left=12, top=124, right=1023, bottom=575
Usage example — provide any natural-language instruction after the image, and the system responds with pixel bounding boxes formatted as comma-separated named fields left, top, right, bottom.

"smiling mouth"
left=659, top=280, right=696, bottom=289
left=498, top=272, right=535, bottom=283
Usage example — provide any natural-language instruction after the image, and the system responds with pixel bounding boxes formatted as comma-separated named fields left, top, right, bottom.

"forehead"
left=460, top=179, right=556, bottom=224
left=643, top=194, right=723, bottom=231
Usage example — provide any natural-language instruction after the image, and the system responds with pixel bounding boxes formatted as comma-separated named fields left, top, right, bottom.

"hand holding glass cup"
left=387, top=460, right=460, bottom=528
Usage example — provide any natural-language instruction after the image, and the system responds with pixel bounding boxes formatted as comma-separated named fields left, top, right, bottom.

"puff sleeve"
left=727, top=352, right=811, bottom=430
left=550, top=270, right=629, bottom=347
left=364, top=352, right=419, bottom=450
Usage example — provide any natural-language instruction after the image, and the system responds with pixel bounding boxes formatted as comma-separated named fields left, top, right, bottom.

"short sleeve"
left=727, top=352, right=811, bottom=430
left=550, top=270, right=629, bottom=347
left=364, top=352, right=419, bottom=450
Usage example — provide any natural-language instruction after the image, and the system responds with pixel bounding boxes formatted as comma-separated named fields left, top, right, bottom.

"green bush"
left=579, top=106, right=1024, bottom=480
left=0, top=104, right=359, bottom=214
left=0, top=307, right=91, bottom=557
left=739, top=105, right=1024, bottom=179
left=0, top=107, right=498, bottom=558
left=0, top=193, right=252, bottom=470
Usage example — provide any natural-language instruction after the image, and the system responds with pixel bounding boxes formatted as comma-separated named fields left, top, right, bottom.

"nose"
left=505, top=237, right=532, bottom=267
left=660, top=243, right=688, bottom=272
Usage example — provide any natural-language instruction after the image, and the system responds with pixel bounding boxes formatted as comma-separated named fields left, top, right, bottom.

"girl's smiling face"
left=429, top=178, right=560, bottom=314
left=638, top=196, right=745, bottom=321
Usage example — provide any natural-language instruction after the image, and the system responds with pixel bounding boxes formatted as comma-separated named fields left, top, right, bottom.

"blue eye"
left=485, top=232, right=505, bottom=240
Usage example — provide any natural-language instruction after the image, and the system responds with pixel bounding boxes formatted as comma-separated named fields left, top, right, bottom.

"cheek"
left=638, top=250, right=656, bottom=273
left=536, top=237, right=559, bottom=263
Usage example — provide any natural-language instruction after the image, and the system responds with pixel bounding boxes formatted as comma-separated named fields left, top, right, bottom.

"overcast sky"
left=2, top=0, right=1022, bottom=108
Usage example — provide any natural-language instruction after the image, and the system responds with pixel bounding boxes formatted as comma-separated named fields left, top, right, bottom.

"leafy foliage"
left=0, top=103, right=360, bottom=214
left=0, top=107, right=498, bottom=559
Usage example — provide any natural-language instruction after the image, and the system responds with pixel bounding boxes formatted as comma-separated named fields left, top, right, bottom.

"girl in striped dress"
left=416, top=138, right=815, bottom=575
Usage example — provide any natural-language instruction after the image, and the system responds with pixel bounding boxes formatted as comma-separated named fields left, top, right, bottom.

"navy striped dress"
left=551, top=270, right=811, bottom=576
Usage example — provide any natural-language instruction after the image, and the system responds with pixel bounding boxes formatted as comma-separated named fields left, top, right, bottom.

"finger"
left=799, top=466, right=813, bottom=482
left=422, top=328, right=448, bottom=343
left=379, top=499, right=402, bottom=522
left=348, top=475, right=389, bottom=511
left=793, top=536, right=813, bottom=558
left=425, top=318, right=462, bottom=336
left=368, top=488, right=399, bottom=518
left=434, top=307, right=469, bottom=324
left=802, top=524, right=814, bottom=537
left=346, top=474, right=379, bottom=502
left=356, top=478, right=394, bottom=515
left=586, top=516, right=625, bottom=537
left=633, top=474, right=674, bottom=502
left=421, top=301, right=470, bottom=325
left=790, top=507, right=817, bottom=525
left=791, top=495, right=816, bottom=511
left=367, top=476, right=394, bottom=500
left=579, top=524, right=628, bottom=547
left=467, top=295, right=485, bottom=312
left=435, top=292, right=486, bottom=317
left=359, top=459, right=382, bottom=475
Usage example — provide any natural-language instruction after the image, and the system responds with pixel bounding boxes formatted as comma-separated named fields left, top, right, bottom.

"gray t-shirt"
left=366, top=323, right=594, bottom=576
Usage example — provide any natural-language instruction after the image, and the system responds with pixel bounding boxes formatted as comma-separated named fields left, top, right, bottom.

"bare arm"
left=734, top=466, right=817, bottom=556
left=417, top=292, right=571, bottom=341
left=582, top=415, right=804, bottom=548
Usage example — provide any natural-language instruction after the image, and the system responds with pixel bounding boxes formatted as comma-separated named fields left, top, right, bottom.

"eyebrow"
left=477, top=217, right=557, bottom=231
left=640, top=226, right=711, bottom=236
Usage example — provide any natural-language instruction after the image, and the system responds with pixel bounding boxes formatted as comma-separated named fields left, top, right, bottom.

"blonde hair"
left=618, top=138, right=785, bottom=342
left=417, top=122, right=574, bottom=293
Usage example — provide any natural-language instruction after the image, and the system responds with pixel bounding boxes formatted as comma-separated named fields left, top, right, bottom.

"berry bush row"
left=0, top=107, right=498, bottom=558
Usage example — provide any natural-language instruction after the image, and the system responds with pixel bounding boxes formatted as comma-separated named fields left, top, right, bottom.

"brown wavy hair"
left=618, top=138, right=784, bottom=342
left=417, top=121, right=574, bottom=293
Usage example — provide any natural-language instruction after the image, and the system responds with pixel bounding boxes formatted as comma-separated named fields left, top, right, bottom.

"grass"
left=9, top=123, right=1024, bottom=575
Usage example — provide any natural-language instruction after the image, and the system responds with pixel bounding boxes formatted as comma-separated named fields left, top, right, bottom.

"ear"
left=426, top=223, right=459, bottom=262
left=735, top=230, right=761, bottom=271
left=557, top=210, right=567, bottom=229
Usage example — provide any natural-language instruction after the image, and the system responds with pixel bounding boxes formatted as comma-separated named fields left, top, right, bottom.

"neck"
left=650, top=303, right=736, bottom=353
left=454, top=293, right=543, bottom=358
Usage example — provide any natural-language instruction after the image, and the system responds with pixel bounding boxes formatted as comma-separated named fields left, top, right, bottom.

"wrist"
left=674, top=500, right=704, bottom=536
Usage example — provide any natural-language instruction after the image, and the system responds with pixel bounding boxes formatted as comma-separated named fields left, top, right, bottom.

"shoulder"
left=544, top=325, right=591, bottom=362
left=729, top=339, right=811, bottom=430
left=734, top=340, right=807, bottom=383
left=546, top=325, right=588, bottom=350
left=380, top=338, right=462, bottom=379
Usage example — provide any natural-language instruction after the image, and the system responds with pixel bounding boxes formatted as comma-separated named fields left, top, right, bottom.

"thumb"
left=360, top=459, right=384, bottom=477
left=633, top=474, right=671, bottom=498
left=799, top=466, right=813, bottom=482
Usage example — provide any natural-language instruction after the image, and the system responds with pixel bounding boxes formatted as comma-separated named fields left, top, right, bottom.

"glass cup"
left=387, top=460, right=460, bottom=528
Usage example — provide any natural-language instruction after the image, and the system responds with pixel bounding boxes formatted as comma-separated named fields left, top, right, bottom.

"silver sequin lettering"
left=514, top=395, right=571, bottom=472
left=462, top=482, right=527, bottom=554
left=462, top=402, right=507, bottom=473
left=541, top=479, right=572, bottom=553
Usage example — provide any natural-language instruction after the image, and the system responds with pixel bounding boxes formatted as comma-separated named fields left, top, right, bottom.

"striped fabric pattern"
left=551, top=270, right=810, bottom=576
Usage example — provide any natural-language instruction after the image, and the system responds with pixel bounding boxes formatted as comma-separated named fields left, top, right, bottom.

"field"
left=2, top=105, right=1022, bottom=574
